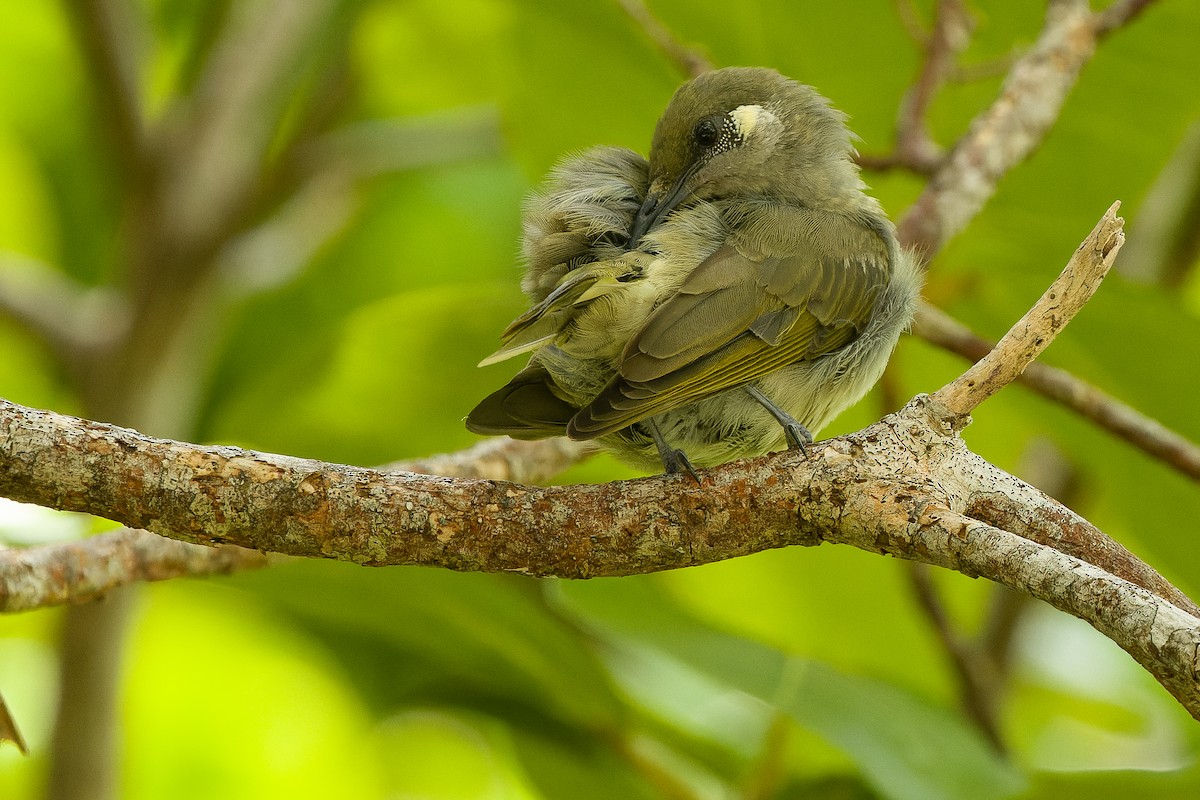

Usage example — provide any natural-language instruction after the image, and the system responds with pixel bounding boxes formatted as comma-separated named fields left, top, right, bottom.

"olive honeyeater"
left=467, top=67, right=922, bottom=477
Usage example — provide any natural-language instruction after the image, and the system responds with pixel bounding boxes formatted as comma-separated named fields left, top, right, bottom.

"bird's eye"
left=692, top=118, right=719, bottom=148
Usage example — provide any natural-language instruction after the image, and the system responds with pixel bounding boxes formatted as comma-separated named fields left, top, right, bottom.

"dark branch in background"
left=914, top=301, right=1200, bottom=482
left=858, top=0, right=973, bottom=174
left=64, top=0, right=148, bottom=177
left=614, top=0, right=712, bottom=78
left=1093, top=0, right=1159, bottom=37
left=906, top=564, right=1005, bottom=752
left=898, top=0, right=1095, bottom=253
left=905, top=439, right=1073, bottom=753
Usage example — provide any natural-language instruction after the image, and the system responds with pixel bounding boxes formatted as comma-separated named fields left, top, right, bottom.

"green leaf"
left=556, top=578, right=1026, bottom=800
left=234, top=561, right=625, bottom=734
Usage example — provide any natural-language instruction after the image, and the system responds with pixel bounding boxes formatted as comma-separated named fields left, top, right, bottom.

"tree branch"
left=63, top=0, right=148, bottom=176
left=898, top=0, right=1098, bottom=253
left=932, top=203, right=1124, bottom=415
left=615, top=0, right=712, bottom=78
left=4, top=208, right=1199, bottom=717
left=913, top=301, right=1200, bottom=482
left=0, top=529, right=268, bottom=613
left=0, top=437, right=594, bottom=613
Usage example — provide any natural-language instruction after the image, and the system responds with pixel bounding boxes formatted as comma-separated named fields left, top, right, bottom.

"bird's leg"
left=646, top=419, right=701, bottom=483
left=744, top=385, right=813, bottom=456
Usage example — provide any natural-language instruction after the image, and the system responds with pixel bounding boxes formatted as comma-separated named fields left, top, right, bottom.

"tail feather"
left=465, top=365, right=577, bottom=440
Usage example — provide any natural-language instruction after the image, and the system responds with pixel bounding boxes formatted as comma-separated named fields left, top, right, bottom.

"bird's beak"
left=626, top=167, right=698, bottom=250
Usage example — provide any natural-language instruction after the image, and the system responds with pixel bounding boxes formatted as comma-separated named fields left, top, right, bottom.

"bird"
left=466, top=67, right=922, bottom=478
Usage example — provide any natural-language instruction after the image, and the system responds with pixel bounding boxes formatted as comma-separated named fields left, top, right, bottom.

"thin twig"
left=932, top=203, right=1125, bottom=416
left=615, top=0, right=712, bottom=77
left=914, top=299, right=1200, bottom=482
left=1093, top=0, right=1160, bottom=38
left=860, top=0, right=973, bottom=174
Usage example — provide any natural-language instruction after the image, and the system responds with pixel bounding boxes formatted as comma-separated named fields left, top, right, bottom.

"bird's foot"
left=782, top=421, right=814, bottom=458
left=661, top=447, right=702, bottom=484
left=646, top=419, right=702, bottom=484
left=744, top=385, right=813, bottom=459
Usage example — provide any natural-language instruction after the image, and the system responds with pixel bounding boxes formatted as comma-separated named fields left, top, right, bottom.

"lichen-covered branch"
left=0, top=529, right=269, bottom=613
left=3, top=207, right=1198, bottom=716
left=0, top=436, right=594, bottom=613
left=3, top=391, right=1197, bottom=714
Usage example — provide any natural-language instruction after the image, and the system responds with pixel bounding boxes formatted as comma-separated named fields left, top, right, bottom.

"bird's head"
left=627, top=67, right=865, bottom=248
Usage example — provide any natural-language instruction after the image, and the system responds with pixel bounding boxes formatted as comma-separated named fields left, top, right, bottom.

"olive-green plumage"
left=467, top=67, right=922, bottom=473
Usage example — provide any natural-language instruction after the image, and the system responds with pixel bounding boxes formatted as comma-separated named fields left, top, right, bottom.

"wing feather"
left=569, top=208, right=892, bottom=438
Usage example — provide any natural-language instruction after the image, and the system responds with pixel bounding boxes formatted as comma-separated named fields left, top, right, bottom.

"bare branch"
left=615, top=0, right=712, bottom=77
left=0, top=528, right=268, bottom=613
left=898, top=0, right=1098, bottom=253
left=1093, top=0, right=1160, bottom=38
left=63, top=0, right=148, bottom=174
left=914, top=301, right=1200, bottom=482
left=932, top=203, right=1124, bottom=416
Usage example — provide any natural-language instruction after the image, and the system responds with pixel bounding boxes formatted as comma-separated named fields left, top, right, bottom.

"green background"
left=2, top=1, right=1200, bottom=797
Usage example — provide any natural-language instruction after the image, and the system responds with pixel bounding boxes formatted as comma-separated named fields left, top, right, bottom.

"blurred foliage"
left=2, top=0, right=1200, bottom=798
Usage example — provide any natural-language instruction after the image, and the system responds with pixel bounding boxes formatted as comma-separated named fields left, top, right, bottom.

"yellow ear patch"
left=730, top=104, right=775, bottom=138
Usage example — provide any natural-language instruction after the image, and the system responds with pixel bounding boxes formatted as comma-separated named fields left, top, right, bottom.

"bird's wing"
left=569, top=208, right=891, bottom=438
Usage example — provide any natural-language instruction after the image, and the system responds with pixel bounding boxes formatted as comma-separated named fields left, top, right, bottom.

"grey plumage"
left=467, top=67, right=922, bottom=473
